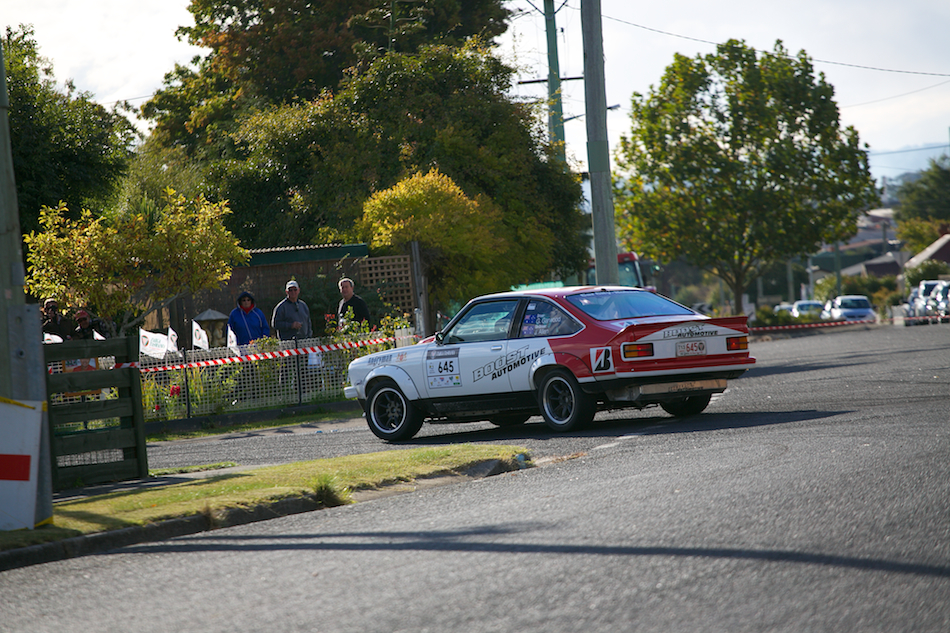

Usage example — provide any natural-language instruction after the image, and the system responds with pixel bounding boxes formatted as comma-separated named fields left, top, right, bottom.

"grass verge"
left=0, top=445, right=529, bottom=552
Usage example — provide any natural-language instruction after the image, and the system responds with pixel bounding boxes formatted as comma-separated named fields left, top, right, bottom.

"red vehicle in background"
left=585, top=252, right=654, bottom=291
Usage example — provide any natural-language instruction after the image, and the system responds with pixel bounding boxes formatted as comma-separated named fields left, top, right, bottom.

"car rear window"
left=839, top=298, right=871, bottom=309
left=567, top=290, right=694, bottom=320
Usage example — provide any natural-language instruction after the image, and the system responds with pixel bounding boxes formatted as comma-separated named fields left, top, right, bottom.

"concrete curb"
left=0, top=458, right=525, bottom=573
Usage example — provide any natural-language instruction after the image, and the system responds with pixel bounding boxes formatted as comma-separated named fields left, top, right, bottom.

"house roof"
left=905, top=234, right=950, bottom=270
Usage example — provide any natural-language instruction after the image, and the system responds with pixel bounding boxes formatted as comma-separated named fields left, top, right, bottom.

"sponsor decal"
left=662, top=324, right=718, bottom=339
left=366, top=353, right=394, bottom=367
left=473, top=346, right=546, bottom=382
left=591, top=347, right=613, bottom=373
left=427, top=348, right=460, bottom=388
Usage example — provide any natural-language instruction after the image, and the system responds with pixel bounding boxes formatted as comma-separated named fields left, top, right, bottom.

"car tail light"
left=727, top=336, right=748, bottom=351
left=621, top=342, right=654, bottom=360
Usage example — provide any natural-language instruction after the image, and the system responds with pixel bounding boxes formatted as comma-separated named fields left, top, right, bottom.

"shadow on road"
left=111, top=522, right=950, bottom=579
left=404, top=409, right=844, bottom=445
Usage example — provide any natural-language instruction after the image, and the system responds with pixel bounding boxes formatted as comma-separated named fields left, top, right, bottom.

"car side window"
left=519, top=301, right=579, bottom=338
left=445, top=300, right=520, bottom=344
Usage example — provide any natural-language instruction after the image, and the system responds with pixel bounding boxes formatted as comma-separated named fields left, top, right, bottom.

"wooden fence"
left=43, top=338, right=148, bottom=490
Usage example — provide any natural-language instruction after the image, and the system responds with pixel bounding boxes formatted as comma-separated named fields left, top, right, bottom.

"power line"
left=599, top=13, right=950, bottom=78
left=868, top=144, right=948, bottom=156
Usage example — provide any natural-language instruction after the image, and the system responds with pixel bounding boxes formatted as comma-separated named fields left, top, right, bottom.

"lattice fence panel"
left=359, top=255, right=416, bottom=313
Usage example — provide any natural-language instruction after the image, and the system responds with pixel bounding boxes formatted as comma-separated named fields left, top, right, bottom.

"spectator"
left=337, top=277, right=370, bottom=328
left=272, top=280, right=312, bottom=340
left=228, top=291, right=270, bottom=345
left=42, top=298, right=74, bottom=340
left=72, top=310, right=107, bottom=340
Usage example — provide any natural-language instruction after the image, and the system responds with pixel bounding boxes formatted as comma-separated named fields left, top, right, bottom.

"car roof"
left=477, top=285, right=654, bottom=301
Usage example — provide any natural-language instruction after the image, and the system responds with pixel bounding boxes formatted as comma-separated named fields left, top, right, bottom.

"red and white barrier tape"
left=113, top=336, right=395, bottom=372
left=750, top=319, right=876, bottom=333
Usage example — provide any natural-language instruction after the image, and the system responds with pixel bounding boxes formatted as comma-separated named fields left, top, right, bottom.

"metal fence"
left=138, top=331, right=411, bottom=422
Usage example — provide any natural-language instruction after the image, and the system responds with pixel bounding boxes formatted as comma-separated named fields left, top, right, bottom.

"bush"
left=814, top=275, right=897, bottom=304
left=904, top=261, right=950, bottom=288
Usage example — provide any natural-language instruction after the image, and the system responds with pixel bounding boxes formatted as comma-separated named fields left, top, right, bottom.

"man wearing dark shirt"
left=42, top=299, right=74, bottom=340
left=337, top=277, right=370, bottom=328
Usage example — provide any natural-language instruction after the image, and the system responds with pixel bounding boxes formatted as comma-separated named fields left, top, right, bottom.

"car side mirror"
left=435, top=331, right=445, bottom=345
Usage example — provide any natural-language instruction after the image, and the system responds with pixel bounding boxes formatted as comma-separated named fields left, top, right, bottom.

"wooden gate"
left=44, top=338, right=148, bottom=490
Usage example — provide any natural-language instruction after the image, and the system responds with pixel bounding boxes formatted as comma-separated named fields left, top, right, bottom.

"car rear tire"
left=366, top=379, right=424, bottom=441
left=488, top=414, right=530, bottom=427
left=660, top=394, right=712, bottom=417
left=537, top=369, right=595, bottom=432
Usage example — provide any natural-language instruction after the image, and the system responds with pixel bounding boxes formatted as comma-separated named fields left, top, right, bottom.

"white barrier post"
left=0, top=398, right=44, bottom=531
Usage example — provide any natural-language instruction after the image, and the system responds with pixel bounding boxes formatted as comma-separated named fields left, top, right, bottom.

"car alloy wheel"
left=366, top=379, right=424, bottom=441
left=538, top=369, right=595, bottom=432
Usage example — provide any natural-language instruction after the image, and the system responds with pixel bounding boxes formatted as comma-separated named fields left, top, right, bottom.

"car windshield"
left=567, top=290, right=694, bottom=321
left=839, top=297, right=871, bottom=309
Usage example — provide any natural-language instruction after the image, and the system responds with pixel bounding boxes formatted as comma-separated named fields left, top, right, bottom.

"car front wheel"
left=660, top=394, right=712, bottom=417
left=537, top=369, right=595, bottom=432
left=366, top=379, right=424, bottom=441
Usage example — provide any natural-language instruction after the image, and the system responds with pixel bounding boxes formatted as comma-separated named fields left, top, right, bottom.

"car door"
left=422, top=299, right=521, bottom=405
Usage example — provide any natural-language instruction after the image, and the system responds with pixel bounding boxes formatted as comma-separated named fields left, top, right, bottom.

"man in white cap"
left=272, top=280, right=312, bottom=340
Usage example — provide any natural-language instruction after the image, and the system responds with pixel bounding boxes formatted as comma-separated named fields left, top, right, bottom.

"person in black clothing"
left=42, top=298, right=74, bottom=340
left=337, top=277, right=370, bottom=328
left=72, top=309, right=107, bottom=340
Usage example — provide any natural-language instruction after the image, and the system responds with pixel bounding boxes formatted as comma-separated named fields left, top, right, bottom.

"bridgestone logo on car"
left=474, top=346, right=545, bottom=382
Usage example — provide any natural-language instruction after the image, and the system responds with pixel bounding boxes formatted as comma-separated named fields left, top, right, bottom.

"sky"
left=3, top=0, right=950, bottom=185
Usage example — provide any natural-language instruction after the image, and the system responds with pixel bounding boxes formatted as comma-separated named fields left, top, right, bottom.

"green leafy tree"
left=893, top=156, right=950, bottom=253
left=896, top=218, right=946, bottom=255
left=614, top=40, right=879, bottom=314
left=3, top=25, right=137, bottom=235
left=143, top=0, right=509, bottom=157
left=362, top=168, right=511, bottom=325
left=213, top=43, right=588, bottom=283
left=24, top=192, right=249, bottom=335
left=894, top=156, right=950, bottom=223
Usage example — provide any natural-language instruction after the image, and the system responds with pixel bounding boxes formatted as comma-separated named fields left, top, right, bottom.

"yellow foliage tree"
left=24, top=191, right=249, bottom=335
left=362, top=168, right=516, bottom=318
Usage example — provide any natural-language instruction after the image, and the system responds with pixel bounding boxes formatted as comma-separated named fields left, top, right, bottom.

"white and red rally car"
left=345, top=286, right=755, bottom=441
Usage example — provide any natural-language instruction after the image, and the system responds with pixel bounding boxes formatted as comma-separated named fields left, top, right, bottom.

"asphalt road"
left=2, top=323, right=948, bottom=632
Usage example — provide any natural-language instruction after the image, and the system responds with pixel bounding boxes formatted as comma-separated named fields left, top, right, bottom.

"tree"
left=213, top=44, right=588, bottom=284
left=614, top=40, right=879, bottom=314
left=23, top=192, right=249, bottom=335
left=362, top=168, right=510, bottom=321
left=3, top=25, right=137, bottom=235
left=143, top=0, right=509, bottom=157
left=893, top=156, right=950, bottom=253
left=894, top=156, right=950, bottom=223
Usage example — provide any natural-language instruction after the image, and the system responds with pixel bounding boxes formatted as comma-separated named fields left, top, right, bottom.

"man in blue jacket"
left=228, top=291, right=270, bottom=345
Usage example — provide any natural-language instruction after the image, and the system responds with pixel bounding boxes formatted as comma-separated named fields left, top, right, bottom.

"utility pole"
left=0, top=43, right=52, bottom=525
left=580, top=0, right=618, bottom=285
left=543, top=0, right=566, bottom=162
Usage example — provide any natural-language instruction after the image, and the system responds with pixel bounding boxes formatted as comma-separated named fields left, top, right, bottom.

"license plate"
left=676, top=340, right=706, bottom=357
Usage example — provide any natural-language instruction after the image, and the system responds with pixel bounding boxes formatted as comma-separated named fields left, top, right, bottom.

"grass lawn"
left=0, top=444, right=530, bottom=552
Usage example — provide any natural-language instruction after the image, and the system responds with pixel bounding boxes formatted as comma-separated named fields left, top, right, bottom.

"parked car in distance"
left=345, top=286, right=756, bottom=441
left=773, top=303, right=794, bottom=315
left=913, top=280, right=942, bottom=323
left=924, top=280, right=950, bottom=323
left=821, top=295, right=876, bottom=322
left=791, top=300, right=824, bottom=318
